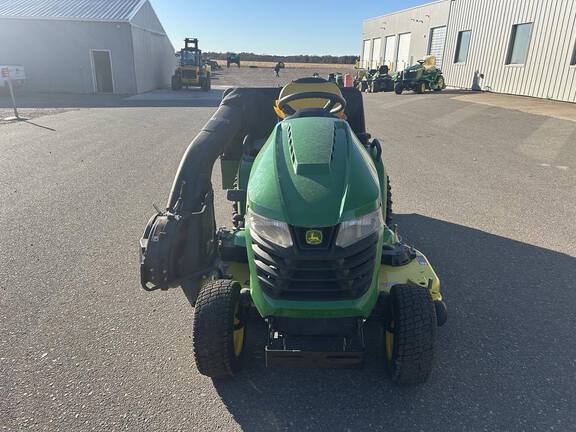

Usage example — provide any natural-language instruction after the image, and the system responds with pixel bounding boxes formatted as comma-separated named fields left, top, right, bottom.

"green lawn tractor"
left=205, top=59, right=222, bottom=71
left=172, top=38, right=211, bottom=91
left=139, top=77, right=447, bottom=384
left=359, top=66, right=394, bottom=93
left=393, top=56, right=446, bottom=95
left=227, top=53, right=241, bottom=68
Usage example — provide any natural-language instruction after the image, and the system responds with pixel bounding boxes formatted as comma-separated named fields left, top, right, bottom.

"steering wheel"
left=277, top=91, right=347, bottom=116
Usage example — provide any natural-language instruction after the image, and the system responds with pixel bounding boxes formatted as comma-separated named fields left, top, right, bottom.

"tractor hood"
left=247, top=116, right=381, bottom=227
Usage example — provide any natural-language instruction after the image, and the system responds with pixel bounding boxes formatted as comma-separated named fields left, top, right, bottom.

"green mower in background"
left=393, top=55, right=446, bottom=94
left=139, top=77, right=447, bottom=384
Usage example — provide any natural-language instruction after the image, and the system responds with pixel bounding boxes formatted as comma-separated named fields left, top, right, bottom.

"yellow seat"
left=423, top=55, right=437, bottom=70
left=274, top=78, right=346, bottom=119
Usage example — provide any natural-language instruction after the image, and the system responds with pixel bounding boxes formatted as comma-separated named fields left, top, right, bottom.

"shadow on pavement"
left=212, top=214, right=576, bottom=431
left=0, top=88, right=225, bottom=109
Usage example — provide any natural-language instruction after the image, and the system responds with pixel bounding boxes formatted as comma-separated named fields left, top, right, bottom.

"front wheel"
left=385, top=283, right=437, bottom=384
left=394, top=83, right=404, bottom=95
left=415, top=81, right=427, bottom=94
left=434, top=76, right=445, bottom=91
left=193, top=279, right=247, bottom=378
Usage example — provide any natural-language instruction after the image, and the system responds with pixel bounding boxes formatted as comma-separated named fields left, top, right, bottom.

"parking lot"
left=1, top=66, right=575, bottom=431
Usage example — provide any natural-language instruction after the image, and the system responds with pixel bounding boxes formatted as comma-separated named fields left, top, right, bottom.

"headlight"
left=247, top=209, right=293, bottom=248
left=335, top=209, right=383, bottom=248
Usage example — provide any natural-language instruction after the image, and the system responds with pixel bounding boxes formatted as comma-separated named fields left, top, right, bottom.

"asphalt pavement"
left=1, top=67, right=575, bottom=431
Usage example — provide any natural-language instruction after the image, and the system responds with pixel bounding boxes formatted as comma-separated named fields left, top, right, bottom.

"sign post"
left=2, top=67, right=28, bottom=121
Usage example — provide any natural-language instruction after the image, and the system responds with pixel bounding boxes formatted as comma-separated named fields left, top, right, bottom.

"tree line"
left=203, top=52, right=358, bottom=64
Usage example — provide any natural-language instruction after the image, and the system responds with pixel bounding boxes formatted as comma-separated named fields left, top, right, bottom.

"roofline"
left=127, top=0, right=147, bottom=21
left=363, top=0, right=449, bottom=23
left=0, top=0, right=149, bottom=24
left=0, top=15, right=129, bottom=23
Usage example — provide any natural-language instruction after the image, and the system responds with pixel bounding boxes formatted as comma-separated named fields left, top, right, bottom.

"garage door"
left=362, top=40, right=371, bottom=69
left=384, top=35, right=396, bottom=71
left=371, top=38, right=382, bottom=69
left=428, top=26, right=447, bottom=69
left=396, top=33, right=411, bottom=71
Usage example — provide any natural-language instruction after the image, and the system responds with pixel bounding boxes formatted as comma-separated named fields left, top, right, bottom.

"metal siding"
left=362, top=1, right=451, bottom=73
left=0, top=0, right=143, bottom=21
left=0, top=18, right=136, bottom=93
left=443, top=0, right=576, bottom=102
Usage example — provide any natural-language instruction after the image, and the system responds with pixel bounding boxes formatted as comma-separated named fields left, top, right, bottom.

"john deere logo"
left=305, top=230, right=323, bottom=245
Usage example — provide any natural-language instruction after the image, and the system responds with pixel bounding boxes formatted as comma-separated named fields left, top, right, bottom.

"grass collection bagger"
left=358, top=65, right=394, bottom=93
left=139, top=78, right=447, bottom=384
left=393, top=55, right=446, bottom=95
left=172, top=38, right=211, bottom=91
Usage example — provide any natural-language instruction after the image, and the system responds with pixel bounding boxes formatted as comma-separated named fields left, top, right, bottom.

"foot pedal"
left=227, top=189, right=246, bottom=202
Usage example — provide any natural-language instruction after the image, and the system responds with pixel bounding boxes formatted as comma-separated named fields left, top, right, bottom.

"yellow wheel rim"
left=233, top=303, right=245, bottom=357
left=385, top=322, right=395, bottom=362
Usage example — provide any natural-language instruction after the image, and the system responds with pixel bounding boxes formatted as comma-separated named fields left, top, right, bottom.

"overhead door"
left=362, top=40, right=371, bottom=69
left=371, top=38, right=382, bottom=69
left=428, top=26, right=447, bottom=69
left=384, top=35, right=396, bottom=71
left=396, top=33, right=411, bottom=71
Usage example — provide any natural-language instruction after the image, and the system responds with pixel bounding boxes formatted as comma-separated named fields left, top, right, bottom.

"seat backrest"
left=423, top=55, right=437, bottom=70
left=275, top=78, right=344, bottom=119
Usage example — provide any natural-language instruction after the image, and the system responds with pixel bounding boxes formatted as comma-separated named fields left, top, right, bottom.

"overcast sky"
left=149, top=0, right=432, bottom=55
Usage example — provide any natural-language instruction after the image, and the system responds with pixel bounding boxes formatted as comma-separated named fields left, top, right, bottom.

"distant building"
left=0, top=0, right=175, bottom=94
left=362, top=0, right=576, bottom=103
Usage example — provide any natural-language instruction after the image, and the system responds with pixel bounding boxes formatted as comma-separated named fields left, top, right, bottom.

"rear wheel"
left=394, top=83, right=403, bottom=95
left=193, top=279, right=247, bottom=378
left=415, top=81, right=427, bottom=94
left=171, top=75, right=182, bottom=91
left=385, top=283, right=437, bottom=384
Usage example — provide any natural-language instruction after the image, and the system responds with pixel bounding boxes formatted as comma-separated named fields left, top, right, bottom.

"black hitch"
left=265, top=317, right=365, bottom=368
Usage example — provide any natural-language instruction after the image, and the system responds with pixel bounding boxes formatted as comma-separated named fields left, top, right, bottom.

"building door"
left=371, top=38, right=382, bottom=69
left=396, top=33, right=412, bottom=71
left=362, top=40, right=372, bottom=69
left=428, top=26, right=447, bottom=69
left=384, top=35, right=396, bottom=71
left=91, top=50, right=114, bottom=93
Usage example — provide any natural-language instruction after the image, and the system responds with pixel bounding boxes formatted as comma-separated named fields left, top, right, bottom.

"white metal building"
left=0, top=0, right=175, bottom=94
left=362, top=0, right=576, bottom=102
left=362, top=1, right=451, bottom=72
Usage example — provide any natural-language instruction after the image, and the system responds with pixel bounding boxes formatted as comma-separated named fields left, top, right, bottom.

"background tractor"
left=172, top=38, right=211, bottom=91
left=227, top=53, right=241, bottom=68
left=393, top=56, right=446, bottom=94
left=357, top=66, right=394, bottom=93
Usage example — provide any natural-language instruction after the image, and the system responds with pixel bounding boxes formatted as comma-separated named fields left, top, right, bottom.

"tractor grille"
left=252, top=227, right=378, bottom=301
left=182, top=70, right=197, bottom=79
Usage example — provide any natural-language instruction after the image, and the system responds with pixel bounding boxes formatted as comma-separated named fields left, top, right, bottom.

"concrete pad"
left=453, top=92, right=576, bottom=123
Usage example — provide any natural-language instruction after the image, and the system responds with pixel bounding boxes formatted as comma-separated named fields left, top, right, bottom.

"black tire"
left=201, top=75, right=211, bottom=91
left=434, top=76, right=445, bottom=91
left=193, top=279, right=247, bottom=378
left=385, top=175, right=393, bottom=226
left=394, top=83, right=403, bottom=95
left=415, top=81, right=427, bottom=94
left=385, top=284, right=437, bottom=384
left=171, top=75, right=182, bottom=91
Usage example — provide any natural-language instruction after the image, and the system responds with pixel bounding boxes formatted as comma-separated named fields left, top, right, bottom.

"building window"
left=571, top=40, right=576, bottom=65
left=454, top=30, right=471, bottom=63
left=506, top=23, right=533, bottom=65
